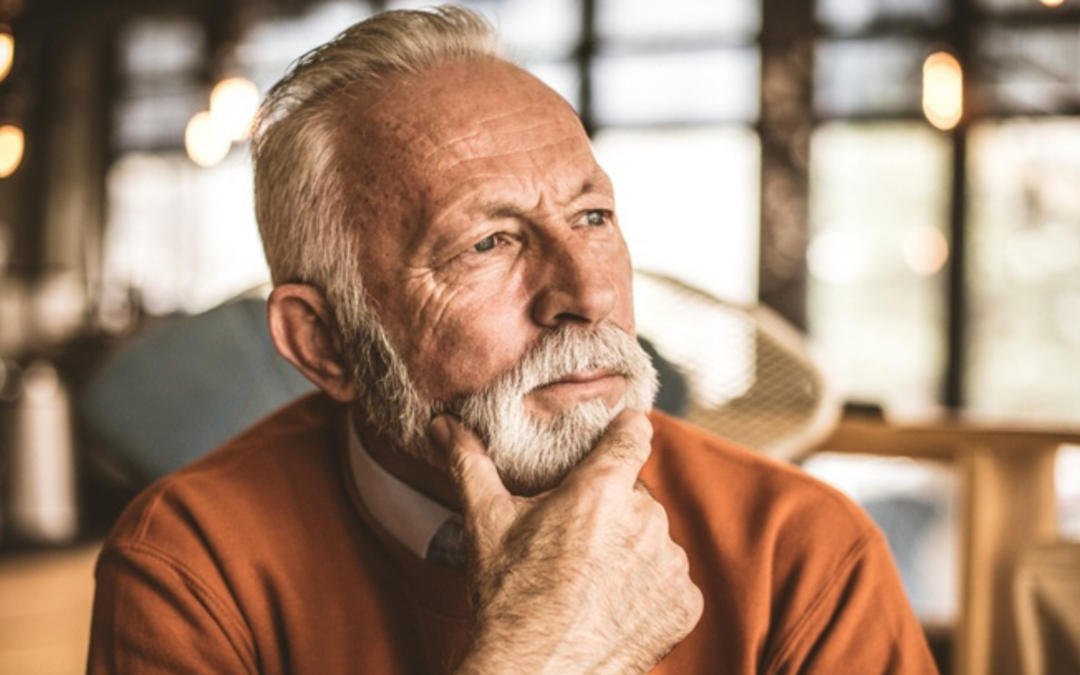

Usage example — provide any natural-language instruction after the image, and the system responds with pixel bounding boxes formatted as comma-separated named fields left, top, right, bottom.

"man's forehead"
left=328, top=57, right=607, bottom=256
left=344, top=59, right=584, bottom=154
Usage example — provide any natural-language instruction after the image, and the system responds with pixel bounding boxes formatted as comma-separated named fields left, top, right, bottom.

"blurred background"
left=0, top=0, right=1078, bottom=674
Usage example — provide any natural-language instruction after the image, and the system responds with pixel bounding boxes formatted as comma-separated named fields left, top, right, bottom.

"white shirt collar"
left=347, top=416, right=457, bottom=560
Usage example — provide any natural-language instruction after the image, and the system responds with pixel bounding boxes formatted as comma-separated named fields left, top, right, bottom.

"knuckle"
left=686, top=584, right=705, bottom=622
left=633, top=488, right=668, bottom=525
left=675, top=542, right=691, bottom=572
left=675, top=589, right=704, bottom=636
left=664, top=574, right=704, bottom=632
left=638, top=505, right=669, bottom=543
left=449, top=453, right=474, bottom=488
left=575, top=464, right=625, bottom=505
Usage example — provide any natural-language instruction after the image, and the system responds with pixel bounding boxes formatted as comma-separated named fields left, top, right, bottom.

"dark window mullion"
left=758, top=0, right=815, bottom=330
left=944, top=0, right=978, bottom=410
left=578, top=0, right=597, bottom=137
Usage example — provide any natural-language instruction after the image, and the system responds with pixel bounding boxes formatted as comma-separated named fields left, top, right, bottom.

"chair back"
left=634, top=270, right=840, bottom=461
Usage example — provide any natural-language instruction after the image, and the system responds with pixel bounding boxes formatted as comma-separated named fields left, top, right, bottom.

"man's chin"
left=480, top=399, right=617, bottom=497
left=494, top=455, right=584, bottom=497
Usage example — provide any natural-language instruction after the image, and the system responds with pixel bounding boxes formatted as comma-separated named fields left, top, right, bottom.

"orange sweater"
left=87, top=393, right=937, bottom=674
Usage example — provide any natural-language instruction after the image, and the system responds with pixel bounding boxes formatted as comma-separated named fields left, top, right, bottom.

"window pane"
left=598, top=0, right=759, bottom=42
left=592, top=127, right=760, bottom=303
left=115, top=92, right=204, bottom=153
left=479, top=0, right=580, bottom=60
left=386, top=0, right=579, bottom=60
left=817, top=0, right=948, bottom=32
left=968, top=120, right=1080, bottom=422
left=114, top=18, right=206, bottom=152
left=116, top=3, right=380, bottom=153
left=978, top=26, right=1080, bottom=116
left=975, top=0, right=1066, bottom=12
left=1059, top=446, right=1080, bottom=540
left=809, top=123, right=951, bottom=413
left=803, top=453, right=959, bottom=624
left=102, top=153, right=269, bottom=323
left=816, top=38, right=927, bottom=118
left=525, top=60, right=580, bottom=111
left=594, top=49, right=758, bottom=125
left=118, top=17, right=203, bottom=79
left=243, top=2, right=375, bottom=92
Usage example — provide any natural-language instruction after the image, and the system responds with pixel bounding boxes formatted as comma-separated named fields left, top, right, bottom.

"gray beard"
left=452, top=323, right=658, bottom=494
left=333, top=291, right=657, bottom=494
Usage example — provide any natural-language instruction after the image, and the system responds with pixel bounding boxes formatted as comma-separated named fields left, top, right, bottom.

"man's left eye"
left=472, top=235, right=497, bottom=253
left=583, top=210, right=610, bottom=226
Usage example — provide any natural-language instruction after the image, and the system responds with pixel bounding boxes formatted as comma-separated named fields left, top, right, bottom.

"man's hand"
left=430, top=409, right=703, bottom=675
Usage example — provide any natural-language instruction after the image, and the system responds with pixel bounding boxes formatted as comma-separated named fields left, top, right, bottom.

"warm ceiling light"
left=923, top=51, right=963, bottom=131
left=0, top=124, right=25, bottom=177
left=1040, top=0, right=1064, bottom=7
left=0, top=31, right=13, bottom=83
left=209, top=76, right=260, bottom=141
left=185, top=111, right=231, bottom=167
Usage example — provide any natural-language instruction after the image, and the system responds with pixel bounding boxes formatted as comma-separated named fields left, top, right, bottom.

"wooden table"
left=821, top=414, right=1080, bottom=675
left=0, top=542, right=100, bottom=675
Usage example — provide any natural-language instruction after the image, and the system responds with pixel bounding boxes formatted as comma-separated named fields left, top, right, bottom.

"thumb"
left=429, top=415, right=510, bottom=514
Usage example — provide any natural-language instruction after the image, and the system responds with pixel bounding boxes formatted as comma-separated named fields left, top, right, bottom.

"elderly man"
left=87, top=6, right=937, bottom=674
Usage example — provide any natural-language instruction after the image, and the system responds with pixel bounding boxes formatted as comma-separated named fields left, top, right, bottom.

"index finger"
left=429, top=415, right=511, bottom=514
left=565, top=408, right=653, bottom=487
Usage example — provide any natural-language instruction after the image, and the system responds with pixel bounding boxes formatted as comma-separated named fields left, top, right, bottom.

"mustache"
left=440, top=323, right=643, bottom=413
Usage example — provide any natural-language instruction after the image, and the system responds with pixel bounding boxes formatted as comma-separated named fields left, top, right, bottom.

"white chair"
left=633, top=270, right=840, bottom=461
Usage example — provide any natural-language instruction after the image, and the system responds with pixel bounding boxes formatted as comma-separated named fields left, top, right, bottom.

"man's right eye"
left=472, top=235, right=497, bottom=253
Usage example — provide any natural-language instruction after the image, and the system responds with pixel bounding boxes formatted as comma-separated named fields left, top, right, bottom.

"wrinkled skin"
left=267, top=58, right=703, bottom=674
left=333, top=59, right=636, bottom=419
left=434, top=411, right=704, bottom=674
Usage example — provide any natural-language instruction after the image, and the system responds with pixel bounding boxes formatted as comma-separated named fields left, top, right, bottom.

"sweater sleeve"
left=86, top=542, right=258, bottom=675
left=765, top=528, right=940, bottom=675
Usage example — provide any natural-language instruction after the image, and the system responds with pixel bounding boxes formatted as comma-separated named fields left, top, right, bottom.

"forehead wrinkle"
left=415, top=117, right=579, bottom=171
left=457, top=174, right=612, bottom=227
left=436, top=149, right=608, bottom=218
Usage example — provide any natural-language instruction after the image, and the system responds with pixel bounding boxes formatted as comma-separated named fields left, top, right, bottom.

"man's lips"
left=525, top=368, right=627, bottom=414
left=534, top=368, right=620, bottom=390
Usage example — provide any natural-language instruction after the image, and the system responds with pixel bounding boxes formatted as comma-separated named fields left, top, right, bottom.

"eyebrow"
left=473, top=178, right=608, bottom=220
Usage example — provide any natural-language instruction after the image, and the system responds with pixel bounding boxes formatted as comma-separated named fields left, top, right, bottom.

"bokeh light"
left=0, top=31, right=13, bottom=83
left=902, top=225, right=949, bottom=276
left=184, top=111, right=230, bottom=167
left=808, top=229, right=874, bottom=285
left=922, top=52, right=963, bottom=131
left=0, top=124, right=25, bottom=177
left=209, top=77, right=260, bottom=141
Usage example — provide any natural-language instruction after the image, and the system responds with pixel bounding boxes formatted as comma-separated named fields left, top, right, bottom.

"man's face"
left=333, top=59, right=654, bottom=492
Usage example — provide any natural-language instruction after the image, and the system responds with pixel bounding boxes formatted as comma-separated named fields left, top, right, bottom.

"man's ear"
left=267, top=284, right=358, bottom=402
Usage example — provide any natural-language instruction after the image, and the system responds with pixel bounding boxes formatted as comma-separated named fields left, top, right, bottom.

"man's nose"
left=530, top=239, right=619, bottom=328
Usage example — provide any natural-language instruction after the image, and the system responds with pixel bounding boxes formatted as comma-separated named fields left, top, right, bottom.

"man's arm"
left=430, top=409, right=703, bottom=675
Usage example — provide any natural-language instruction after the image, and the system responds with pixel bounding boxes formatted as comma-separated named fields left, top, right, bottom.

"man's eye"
left=472, top=235, right=497, bottom=253
left=584, top=210, right=610, bottom=226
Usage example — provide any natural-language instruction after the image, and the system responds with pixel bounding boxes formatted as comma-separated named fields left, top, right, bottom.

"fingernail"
left=428, top=415, right=452, bottom=447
